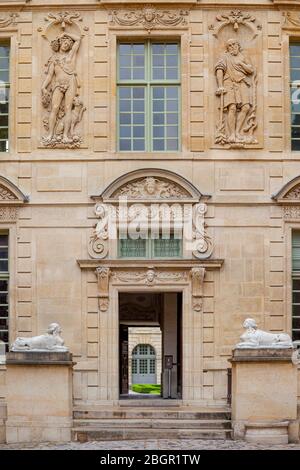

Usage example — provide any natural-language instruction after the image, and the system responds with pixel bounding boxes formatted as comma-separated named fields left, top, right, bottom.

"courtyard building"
left=0, top=0, right=300, bottom=444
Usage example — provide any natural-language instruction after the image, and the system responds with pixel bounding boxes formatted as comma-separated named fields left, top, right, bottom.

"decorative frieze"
left=109, top=6, right=189, bottom=32
left=0, top=207, right=18, bottom=221
left=283, top=206, right=300, bottom=220
left=112, top=269, right=188, bottom=285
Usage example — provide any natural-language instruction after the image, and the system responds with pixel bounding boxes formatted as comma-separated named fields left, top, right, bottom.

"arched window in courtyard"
left=132, top=344, right=156, bottom=385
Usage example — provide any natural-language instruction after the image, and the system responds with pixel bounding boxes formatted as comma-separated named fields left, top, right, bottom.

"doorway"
left=119, top=292, right=182, bottom=399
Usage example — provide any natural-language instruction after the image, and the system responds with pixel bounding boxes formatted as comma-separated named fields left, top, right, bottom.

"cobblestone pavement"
left=0, top=439, right=299, bottom=450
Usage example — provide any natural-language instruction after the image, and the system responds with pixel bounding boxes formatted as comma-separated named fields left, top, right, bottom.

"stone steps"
left=73, top=418, right=231, bottom=429
left=72, top=427, right=232, bottom=442
left=72, top=406, right=232, bottom=441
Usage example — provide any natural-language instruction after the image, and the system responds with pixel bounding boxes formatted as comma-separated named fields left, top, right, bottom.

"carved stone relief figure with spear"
left=215, top=39, right=257, bottom=147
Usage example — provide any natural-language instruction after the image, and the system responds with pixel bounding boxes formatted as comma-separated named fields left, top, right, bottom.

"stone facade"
left=0, top=0, right=299, bottom=442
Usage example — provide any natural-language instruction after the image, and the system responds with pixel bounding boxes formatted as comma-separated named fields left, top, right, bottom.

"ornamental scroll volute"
left=209, top=10, right=262, bottom=149
left=39, top=12, right=88, bottom=149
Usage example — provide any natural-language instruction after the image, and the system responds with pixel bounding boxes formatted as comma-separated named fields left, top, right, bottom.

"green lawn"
left=131, top=384, right=161, bottom=395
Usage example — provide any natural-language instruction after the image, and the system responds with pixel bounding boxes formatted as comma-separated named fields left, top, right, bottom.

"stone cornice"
left=77, top=259, right=224, bottom=269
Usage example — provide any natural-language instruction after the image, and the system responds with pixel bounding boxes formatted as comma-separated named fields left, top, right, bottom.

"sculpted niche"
left=215, top=39, right=257, bottom=146
left=41, top=12, right=87, bottom=149
left=210, top=10, right=261, bottom=148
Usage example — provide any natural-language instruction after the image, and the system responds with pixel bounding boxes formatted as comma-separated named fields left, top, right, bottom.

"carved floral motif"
left=113, top=177, right=189, bottom=199
left=41, top=12, right=86, bottom=149
left=109, top=6, right=188, bottom=31
left=0, top=13, right=18, bottom=29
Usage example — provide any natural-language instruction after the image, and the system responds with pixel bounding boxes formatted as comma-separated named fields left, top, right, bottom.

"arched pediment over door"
left=0, top=175, right=28, bottom=221
left=96, top=168, right=207, bottom=204
left=272, top=176, right=300, bottom=220
left=88, top=168, right=213, bottom=260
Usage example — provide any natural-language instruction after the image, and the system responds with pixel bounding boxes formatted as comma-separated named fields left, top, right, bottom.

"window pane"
left=0, top=234, right=8, bottom=247
left=0, top=231, right=8, bottom=351
left=151, top=43, right=179, bottom=81
left=153, top=236, right=182, bottom=258
left=119, top=239, right=146, bottom=258
left=118, top=86, right=145, bottom=151
left=118, top=43, right=145, bottom=81
left=290, top=44, right=300, bottom=151
left=151, top=86, right=179, bottom=151
left=0, top=43, right=9, bottom=153
left=117, top=41, right=180, bottom=152
left=0, top=260, right=8, bottom=272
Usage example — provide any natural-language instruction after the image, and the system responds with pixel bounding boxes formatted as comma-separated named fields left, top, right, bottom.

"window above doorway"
left=117, top=40, right=181, bottom=152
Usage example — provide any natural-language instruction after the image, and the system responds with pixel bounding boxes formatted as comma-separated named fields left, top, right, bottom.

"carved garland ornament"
left=112, top=269, right=188, bottom=285
left=209, top=10, right=261, bottom=39
left=0, top=13, right=18, bottom=29
left=41, top=12, right=87, bottom=149
left=109, top=6, right=189, bottom=32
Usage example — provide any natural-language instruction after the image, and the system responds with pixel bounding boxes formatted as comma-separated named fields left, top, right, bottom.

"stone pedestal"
left=5, top=351, right=73, bottom=444
left=230, top=348, right=298, bottom=444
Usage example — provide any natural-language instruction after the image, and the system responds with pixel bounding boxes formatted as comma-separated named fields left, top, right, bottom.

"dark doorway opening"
left=119, top=292, right=182, bottom=399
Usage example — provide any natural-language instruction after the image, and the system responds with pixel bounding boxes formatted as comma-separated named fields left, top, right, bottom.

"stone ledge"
left=6, top=351, right=73, bottom=365
left=230, top=348, right=294, bottom=363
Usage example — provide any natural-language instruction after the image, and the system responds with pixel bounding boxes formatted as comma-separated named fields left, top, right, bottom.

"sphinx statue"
left=11, top=323, right=68, bottom=352
left=235, top=318, right=293, bottom=349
